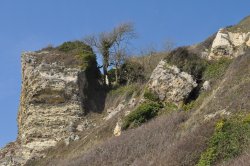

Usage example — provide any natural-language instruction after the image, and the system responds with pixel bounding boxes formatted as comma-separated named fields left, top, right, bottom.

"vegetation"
left=84, top=23, right=136, bottom=85
left=182, top=101, right=195, bottom=111
left=108, top=84, right=137, bottom=97
left=203, top=58, right=232, bottom=81
left=227, top=15, right=250, bottom=33
left=57, top=41, right=98, bottom=70
left=165, top=47, right=208, bottom=80
left=158, top=102, right=178, bottom=115
left=122, top=102, right=163, bottom=130
left=119, top=60, right=146, bottom=84
left=143, top=89, right=159, bottom=102
left=197, top=114, right=250, bottom=166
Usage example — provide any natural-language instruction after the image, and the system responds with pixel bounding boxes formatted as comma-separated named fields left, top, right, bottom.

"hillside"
left=1, top=16, right=250, bottom=166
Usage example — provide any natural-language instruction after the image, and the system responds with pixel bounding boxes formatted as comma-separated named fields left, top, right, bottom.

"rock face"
left=0, top=51, right=93, bottom=165
left=147, top=60, right=197, bottom=105
left=209, top=28, right=250, bottom=59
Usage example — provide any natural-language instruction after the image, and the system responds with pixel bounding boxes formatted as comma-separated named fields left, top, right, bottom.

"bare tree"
left=110, top=22, right=136, bottom=84
left=84, top=32, right=115, bottom=85
left=84, top=22, right=136, bottom=85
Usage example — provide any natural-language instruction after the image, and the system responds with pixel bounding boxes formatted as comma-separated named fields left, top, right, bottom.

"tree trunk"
left=115, top=64, right=119, bottom=85
left=103, top=54, right=110, bottom=86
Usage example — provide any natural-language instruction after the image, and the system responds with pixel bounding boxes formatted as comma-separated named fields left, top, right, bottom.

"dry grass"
left=200, top=50, right=250, bottom=115
left=227, top=152, right=250, bottom=166
left=227, top=15, right=250, bottom=33
left=129, top=52, right=168, bottom=80
left=44, top=111, right=215, bottom=166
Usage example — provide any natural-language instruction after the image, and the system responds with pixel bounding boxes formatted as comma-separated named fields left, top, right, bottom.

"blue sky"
left=0, top=0, right=249, bottom=148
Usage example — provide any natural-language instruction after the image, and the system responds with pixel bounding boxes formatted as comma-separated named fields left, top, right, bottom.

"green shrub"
left=119, top=60, right=146, bottom=84
left=57, top=41, right=99, bottom=72
left=58, top=41, right=90, bottom=53
left=203, top=58, right=232, bottom=81
left=158, top=102, right=178, bottom=115
left=197, top=114, right=250, bottom=166
left=122, top=102, right=163, bottom=130
left=182, top=101, right=195, bottom=112
left=143, top=89, right=159, bottom=102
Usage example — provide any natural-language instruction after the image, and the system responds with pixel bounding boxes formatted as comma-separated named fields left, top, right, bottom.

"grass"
left=143, top=89, right=159, bottom=102
left=197, top=114, right=250, bottom=166
left=121, top=102, right=163, bottom=130
left=203, top=58, right=232, bottom=81
left=182, top=101, right=195, bottom=112
left=104, top=84, right=143, bottom=110
left=227, top=15, right=250, bottom=33
left=108, top=84, right=138, bottom=99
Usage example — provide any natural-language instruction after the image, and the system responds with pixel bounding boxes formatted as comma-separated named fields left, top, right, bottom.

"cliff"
left=0, top=42, right=104, bottom=165
left=1, top=16, right=250, bottom=166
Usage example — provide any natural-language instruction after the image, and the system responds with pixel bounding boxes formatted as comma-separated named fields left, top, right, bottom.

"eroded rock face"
left=1, top=51, right=86, bottom=165
left=209, top=28, right=250, bottom=59
left=147, top=60, right=197, bottom=105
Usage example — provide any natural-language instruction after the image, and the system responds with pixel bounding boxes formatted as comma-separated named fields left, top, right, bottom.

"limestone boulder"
left=147, top=60, right=197, bottom=105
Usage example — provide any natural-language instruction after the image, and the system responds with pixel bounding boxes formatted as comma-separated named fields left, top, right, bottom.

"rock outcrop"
left=209, top=28, right=250, bottom=59
left=147, top=60, right=197, bottom=105
left=0, top=50, right=99, bottom=165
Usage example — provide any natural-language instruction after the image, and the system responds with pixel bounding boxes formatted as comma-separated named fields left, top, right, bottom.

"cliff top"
left=227, top=15, right=250, bottom=33
left=24, top=41, right=96, bottom=69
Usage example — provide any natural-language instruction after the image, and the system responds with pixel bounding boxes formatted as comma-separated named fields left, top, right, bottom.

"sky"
left=0, top=0, right=249, bottom=148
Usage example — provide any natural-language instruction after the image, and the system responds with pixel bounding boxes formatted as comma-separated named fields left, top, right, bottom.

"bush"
left=57, top=41, right=99, bottom=73
left=143, top=89, right=159, bottom=102
left=165, top=47, right=208, bottom=80
left=58, top=41, right=90, bottom=53
left=119, top=60, right=145, bottom=84
left=203, top=58, right=232, bottom=81
left=197, top=114, right=250, bottom=166
left=122, top=102, right=163, bottom=130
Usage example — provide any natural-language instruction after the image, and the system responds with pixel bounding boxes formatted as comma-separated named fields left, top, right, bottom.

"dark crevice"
left=78, top=69, right=107, bottom=115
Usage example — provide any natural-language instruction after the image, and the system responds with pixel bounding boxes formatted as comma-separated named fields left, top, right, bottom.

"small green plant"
left=197, top=114, right=250, bottom=166
left=203, top=58, right=231, bottom=81
left=143, top=89, right=159, bottom=102
left=159, top=102, right=178, bottom=115
left=122, top=102, right=163, bottom=130
left=164, top=102, right=178, bottom=111
left=182, top=101, right=195, bottom=111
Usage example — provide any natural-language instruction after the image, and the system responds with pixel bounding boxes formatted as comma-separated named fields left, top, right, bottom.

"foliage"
left=119, top=60, right=145, bottom=84
left=197, top=114, right=250, bottom=166
left=165, top=47, right=208, bottom=80
left=107, top=68, right=116, bottom=83
left=182, top=101, right=195, bottom=111
left=143, top=89, right=159, bottom=102
left=203, top=58, right=232, bottom=81
left=57, top=41, right=98, bottom=71
left=122, top=102, right=163, bottom=130
left=158, top=102, right=178, bottom=115
left=84, top=23, right=135, bottom=85
left=58, top=41, right=90, bottom=53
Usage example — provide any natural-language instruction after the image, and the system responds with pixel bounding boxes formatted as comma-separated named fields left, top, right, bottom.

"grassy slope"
left=25, top=25, right=250, bottom=165
left=227, top=15, right=250, bottom=33
left=38, top=51, right=250, bottom=166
